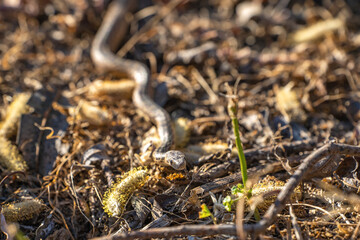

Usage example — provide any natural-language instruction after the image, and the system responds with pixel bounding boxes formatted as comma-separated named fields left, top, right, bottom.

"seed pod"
left=174, top=117, right=191, bottom=148
left=2, top=199, right=45, bottom=222
left=187, top=141, right=237, bottom=156
left=70, top=100, right=111, bottom=126
left=274, top=83, right=305, bottom=122
left=0, top=93, right=31, bottom=138
left=88, top=79, right=135, bottom=99
left=0, top=136, right=27, bottom=171
left=248, top=176, right=301, bottom=211
left=103, top=168, right=149, bottom=217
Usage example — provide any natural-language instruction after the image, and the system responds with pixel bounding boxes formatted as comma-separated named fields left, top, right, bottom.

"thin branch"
left=91, top=224, right=237, bottom=240
left=289, top=204, right=303, bottom=240
left=245, top=142, right=360, bottom=235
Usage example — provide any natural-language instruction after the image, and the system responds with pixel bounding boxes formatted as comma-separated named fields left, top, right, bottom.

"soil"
left=0, top=0, right=360, bottom=239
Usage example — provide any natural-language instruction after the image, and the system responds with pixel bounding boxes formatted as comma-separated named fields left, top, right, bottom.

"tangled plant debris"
left=1, top=0, right=360, bottom=239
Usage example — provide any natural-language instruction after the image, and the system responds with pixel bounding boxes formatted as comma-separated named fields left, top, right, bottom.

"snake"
left=90, top=0, right=186, bottom=170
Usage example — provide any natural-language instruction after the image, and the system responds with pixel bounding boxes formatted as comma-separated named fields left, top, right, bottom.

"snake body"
left=91, top=0, right=186, bottom=170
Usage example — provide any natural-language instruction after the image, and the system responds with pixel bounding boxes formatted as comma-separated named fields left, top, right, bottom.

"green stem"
left=254, top=207, right=261, bottom=221
left=228, top=99, right=248, bottom=185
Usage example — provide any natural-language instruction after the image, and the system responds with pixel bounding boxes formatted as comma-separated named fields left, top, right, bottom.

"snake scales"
left=90, top=0, right=186, bottom=170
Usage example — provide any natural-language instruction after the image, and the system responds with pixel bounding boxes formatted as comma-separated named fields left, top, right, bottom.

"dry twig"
left=92, top=142, right=360, bottom=239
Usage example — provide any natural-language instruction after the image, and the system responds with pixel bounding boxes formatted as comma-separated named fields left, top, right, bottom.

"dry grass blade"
left=290, top=18, right=344, bottom=43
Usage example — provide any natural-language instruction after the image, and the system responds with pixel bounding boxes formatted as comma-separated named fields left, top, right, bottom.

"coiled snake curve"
left=90, top=0, right=186, bottom=170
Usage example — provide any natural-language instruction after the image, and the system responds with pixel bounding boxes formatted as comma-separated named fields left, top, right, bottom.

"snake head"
left=165, top=150, right=186, bottom=170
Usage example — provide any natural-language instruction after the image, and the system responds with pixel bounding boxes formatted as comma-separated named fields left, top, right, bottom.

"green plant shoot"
left=227, top=97, right=248, bottom=184
left=199, top=204, right=213, bottom=219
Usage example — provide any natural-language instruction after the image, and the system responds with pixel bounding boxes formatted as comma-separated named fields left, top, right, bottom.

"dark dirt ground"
left=1, top=0, right=360, bottom=239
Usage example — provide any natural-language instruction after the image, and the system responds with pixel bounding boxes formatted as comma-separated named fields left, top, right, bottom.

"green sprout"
left=222, top=196, right=234, bottom=212
left=199, top=204, right=216, bottom=223
left=231, top=183, right=246, bottom=195
left=223, top=84, right=260, bottom=221
left=222, top=184, right=249, bottom=212
left=227, top=96, right=248, bottom=184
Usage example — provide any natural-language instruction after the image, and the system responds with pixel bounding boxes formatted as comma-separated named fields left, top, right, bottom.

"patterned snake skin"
left=90, top=0, right=186, bottom=170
